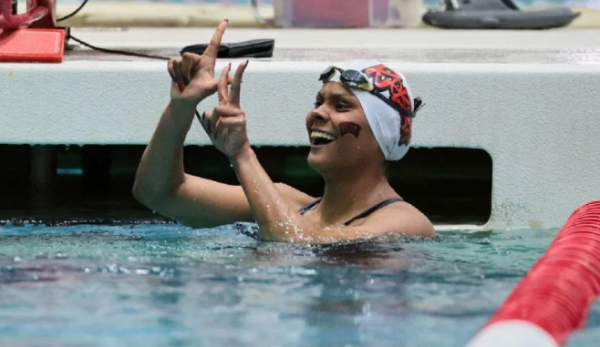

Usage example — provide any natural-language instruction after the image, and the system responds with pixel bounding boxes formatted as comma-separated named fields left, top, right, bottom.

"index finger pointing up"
left=229, top=61, right=249, bottom=108
left=204, top=19, right=228, bottom=60
left=218, top=63, right=232, bottom=104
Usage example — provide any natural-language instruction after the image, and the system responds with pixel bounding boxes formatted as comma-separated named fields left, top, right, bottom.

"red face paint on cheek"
left=339, top=122, right=362, bottom=138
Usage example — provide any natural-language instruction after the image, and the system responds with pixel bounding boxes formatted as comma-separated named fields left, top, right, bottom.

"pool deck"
left=54, top=2, right=600, bottom=29
left=1, top=28, right=600, bottom=231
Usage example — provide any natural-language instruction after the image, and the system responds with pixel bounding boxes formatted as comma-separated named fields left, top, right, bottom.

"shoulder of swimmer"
left=350, top=201, right=435, bottom=238
left=274, top=183, right=315, bottom=211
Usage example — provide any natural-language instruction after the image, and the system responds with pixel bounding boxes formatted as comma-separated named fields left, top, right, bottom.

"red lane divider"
left=481, top=200, right=600, bottom=346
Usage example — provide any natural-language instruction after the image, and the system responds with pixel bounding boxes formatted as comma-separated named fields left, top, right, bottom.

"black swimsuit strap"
left=299, top=197, right=323, bottom=215
left=342, top=198, right=404, bottom=226
left=297, top=197, right=404, bottom=225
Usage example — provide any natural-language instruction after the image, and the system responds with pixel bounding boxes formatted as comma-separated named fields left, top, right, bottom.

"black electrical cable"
left=57, top=0, right=172, bottom=61
left=68, top=35, right=171, bottom=61
left=68, top=34, right=202, bottom=120
left=58, top=0, right=202, bottom=120
left=58, top=0, right=90, bottom=22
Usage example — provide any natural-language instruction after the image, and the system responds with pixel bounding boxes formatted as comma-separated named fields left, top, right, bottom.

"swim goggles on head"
left=319, top=66, right=422, bottom=118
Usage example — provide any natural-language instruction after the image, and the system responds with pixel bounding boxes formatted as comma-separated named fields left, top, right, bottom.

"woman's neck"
left=318, top=166, right=396, bottom=225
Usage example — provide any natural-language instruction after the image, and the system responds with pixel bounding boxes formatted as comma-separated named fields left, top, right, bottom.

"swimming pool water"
left=1, top=224, right=599, bottom=347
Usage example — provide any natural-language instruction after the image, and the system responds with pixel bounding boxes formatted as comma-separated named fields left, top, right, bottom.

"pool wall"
left=1, top=29, right=599, bottom=230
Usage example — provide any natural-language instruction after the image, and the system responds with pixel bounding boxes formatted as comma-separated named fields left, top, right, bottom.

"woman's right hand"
left=167, top=20, right=229, bottom=107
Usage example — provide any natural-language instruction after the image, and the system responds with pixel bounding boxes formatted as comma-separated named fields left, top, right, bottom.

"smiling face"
left=306, top=82, right=384, bottom=174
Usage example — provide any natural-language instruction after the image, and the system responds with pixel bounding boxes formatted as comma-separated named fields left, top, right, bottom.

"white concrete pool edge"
left=63, top=28, right=600, bottom=49
left=1, top=29, right=599, bottom=231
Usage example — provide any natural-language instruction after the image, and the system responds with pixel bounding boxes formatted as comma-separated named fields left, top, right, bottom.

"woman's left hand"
left=201, top=61, right=250, bottom=158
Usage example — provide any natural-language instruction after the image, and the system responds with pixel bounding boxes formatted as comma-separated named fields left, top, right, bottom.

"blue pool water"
left=1, top=224, right=599, bottom=347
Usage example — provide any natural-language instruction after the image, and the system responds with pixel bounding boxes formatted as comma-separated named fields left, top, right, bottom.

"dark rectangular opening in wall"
left=389, top=147, right=492, bottom=225
left=0, top=145, right=492, bottom=225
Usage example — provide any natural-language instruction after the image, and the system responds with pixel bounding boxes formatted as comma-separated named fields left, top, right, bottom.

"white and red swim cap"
left=326, top=60, right=419, bottom=161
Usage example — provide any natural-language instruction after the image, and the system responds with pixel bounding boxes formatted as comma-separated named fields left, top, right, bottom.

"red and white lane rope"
left=466, top=200, right=600, bottom=347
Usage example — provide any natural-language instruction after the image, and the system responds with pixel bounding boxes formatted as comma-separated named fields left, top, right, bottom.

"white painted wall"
left=1, top=29, right=599, bottom=230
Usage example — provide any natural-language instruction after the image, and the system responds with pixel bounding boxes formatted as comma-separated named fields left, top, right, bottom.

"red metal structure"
left=0, top=0, right=65, bottom=62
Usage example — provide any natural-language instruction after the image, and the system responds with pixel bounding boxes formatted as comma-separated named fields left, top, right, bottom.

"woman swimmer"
left=133, top=21, right=435, bottom=244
